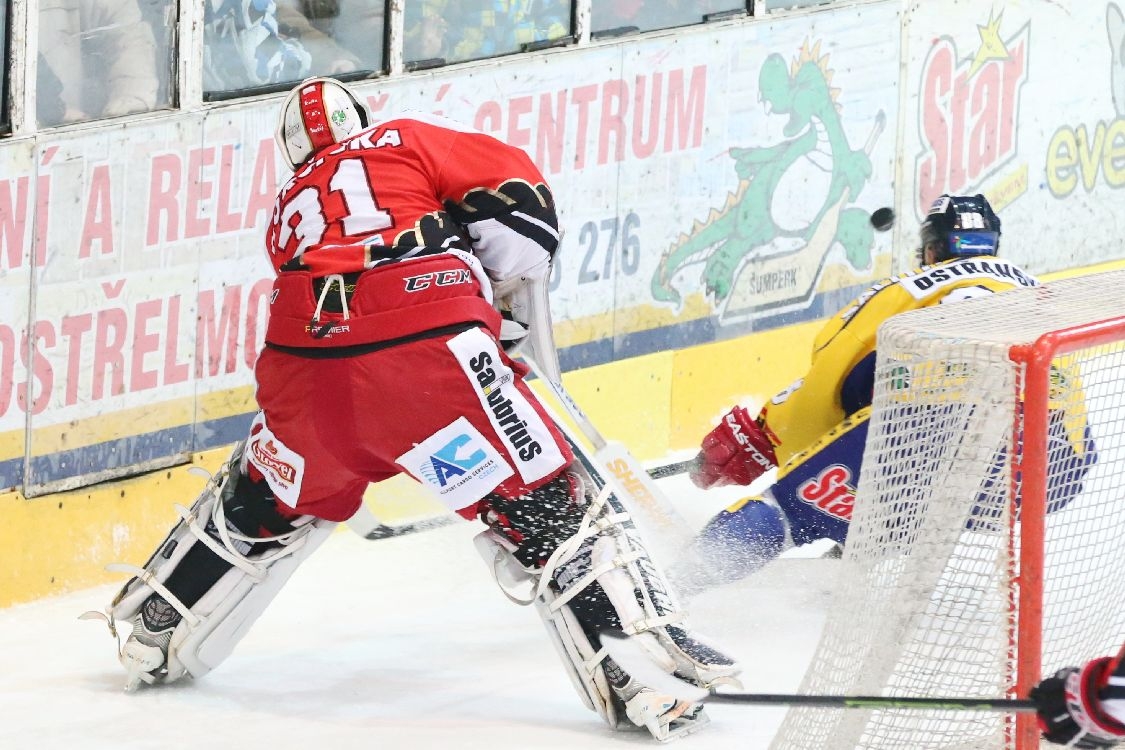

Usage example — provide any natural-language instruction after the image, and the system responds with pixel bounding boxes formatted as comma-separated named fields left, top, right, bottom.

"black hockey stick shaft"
left=351, top=460, right=692, bottom=540
left=362, top=515, right=456, bottom=540
left=701, top=692, right=1035, bottom=712
left=648, top=458, right=692, bottom=479
left=599, top=630, right=1035, bottom=713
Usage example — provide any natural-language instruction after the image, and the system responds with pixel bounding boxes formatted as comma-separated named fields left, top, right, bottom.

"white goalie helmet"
left=275, top=77, right=370, bottom=170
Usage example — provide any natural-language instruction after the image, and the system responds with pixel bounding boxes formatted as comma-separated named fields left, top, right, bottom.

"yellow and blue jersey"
left=694, top=255, right=1097, bottom=585
left=761, top=256, right=1039, bottom=467
left=746, top=255, right=1092, bottom=546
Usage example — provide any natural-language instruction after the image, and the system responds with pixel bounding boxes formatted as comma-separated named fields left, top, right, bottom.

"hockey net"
left=770, top=269, right=1125, bottom=750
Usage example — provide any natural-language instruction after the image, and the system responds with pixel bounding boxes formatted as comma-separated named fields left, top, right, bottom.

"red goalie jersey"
left=252, top=104, right=573, bottom=516
left=263, top=111, right=560, bottom=348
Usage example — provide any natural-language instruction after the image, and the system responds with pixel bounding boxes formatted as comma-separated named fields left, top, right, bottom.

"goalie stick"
left=599, top=630, right=1037, bottom=713
left=344, top=458, right=694, bottom=540
left=348, top=511, right=457, bottom=540
left=495, top=270, right=695, bottom=549
left=521, top=352, right=695, bottom=550
left=346, top=269, right=696, bottom=544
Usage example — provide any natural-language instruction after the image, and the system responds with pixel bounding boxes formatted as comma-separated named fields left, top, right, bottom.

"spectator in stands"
left=204, top=0, right=312, bottom=93
left=276, top=0, right=385, bottom=75
left=403, top=0, right=453, bottom=63
left=402, top=1, right=571, bottom=66
left=447, top=0, right=500, bottom=60
left=500, top=0, right=570, bottom=51
left=37, top=0, right=164, bottom=126
left=406, top=0, right=570, bottom=64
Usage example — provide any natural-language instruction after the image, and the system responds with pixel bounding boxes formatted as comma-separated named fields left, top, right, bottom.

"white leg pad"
left=473, top=468, right=741, bottom=742
left=171, top=519, right=334, bottom=678
left=474, top=529, right=624, bottom=728
left=100, top=455, right=336, bottom=685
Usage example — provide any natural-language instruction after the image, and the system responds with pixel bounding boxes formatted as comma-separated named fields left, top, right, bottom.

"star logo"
left=968, top=8, right=1010, bottom=79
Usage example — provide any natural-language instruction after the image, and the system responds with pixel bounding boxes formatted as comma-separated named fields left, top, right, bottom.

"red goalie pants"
left=248, top=326, right=573, bottom=523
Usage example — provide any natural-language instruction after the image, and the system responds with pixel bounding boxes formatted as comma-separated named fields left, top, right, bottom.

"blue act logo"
left=421, top=434, right=487, bottom=487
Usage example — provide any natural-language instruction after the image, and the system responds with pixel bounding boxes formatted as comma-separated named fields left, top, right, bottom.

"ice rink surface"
left=0, top=472, right=842, bottom=750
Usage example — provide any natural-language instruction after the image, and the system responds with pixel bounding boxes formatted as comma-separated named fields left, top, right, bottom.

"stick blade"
left=363, top=515, right=456, bottom=540
left=600, top=630, right=710, bottom=702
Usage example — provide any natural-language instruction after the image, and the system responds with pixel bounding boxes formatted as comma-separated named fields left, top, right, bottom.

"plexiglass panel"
left=37, top=0, right=176, bottom=128
left=403, top=1, right=572, bottom=67
left=590, top=0, right=746, bottom=36
left=204, top=0, right=386, bottom=97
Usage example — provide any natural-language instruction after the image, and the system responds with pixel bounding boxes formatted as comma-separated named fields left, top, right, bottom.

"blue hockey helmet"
left=919, top=194, right=1001, bottom=263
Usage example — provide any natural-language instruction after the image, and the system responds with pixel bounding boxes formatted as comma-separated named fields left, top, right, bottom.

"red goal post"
left=770, top=269, right=1125, bottom=750
left=1012, top=310, right=1125, bottom=747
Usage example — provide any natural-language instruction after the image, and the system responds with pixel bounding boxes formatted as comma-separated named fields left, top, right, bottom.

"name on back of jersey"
left=902, top=259, right=1037, bottom=300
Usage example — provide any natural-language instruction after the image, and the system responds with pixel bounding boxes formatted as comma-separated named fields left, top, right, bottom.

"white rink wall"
left=2, top=0, right=1125, bottom=605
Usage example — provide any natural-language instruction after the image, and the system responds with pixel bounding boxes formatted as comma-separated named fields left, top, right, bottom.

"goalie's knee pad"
left=85, top=443, right=336, bottom=690
left=474, top=464, right=740, bottom=742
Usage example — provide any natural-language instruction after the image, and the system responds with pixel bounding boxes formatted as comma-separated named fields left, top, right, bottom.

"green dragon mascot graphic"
left=653, top=42, right=885, bottom=312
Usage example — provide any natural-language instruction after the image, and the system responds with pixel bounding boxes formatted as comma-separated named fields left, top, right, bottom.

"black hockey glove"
left=1030, top=660, right=1125, bottom=748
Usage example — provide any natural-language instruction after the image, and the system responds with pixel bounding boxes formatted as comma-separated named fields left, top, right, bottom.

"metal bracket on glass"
left=704, top=8, right=750, bottom=22
left=405, top=57, right=446, bottom=72
left=590, top=25, right=640, bottom=40
left=521, top=35, right=576, bottom=53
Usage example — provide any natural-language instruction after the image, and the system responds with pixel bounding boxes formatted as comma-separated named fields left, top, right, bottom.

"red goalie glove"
left=689, top=406, right=778, bottom=489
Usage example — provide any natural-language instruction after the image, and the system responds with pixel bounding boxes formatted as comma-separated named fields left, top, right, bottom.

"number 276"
left=551, top=212, right=641, bottom=290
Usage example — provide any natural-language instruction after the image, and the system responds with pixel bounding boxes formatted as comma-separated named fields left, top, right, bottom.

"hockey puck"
left=870, top=206, right=895, bottom=232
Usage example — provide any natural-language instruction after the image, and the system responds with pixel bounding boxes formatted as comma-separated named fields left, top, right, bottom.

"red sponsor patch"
left=250, top=437, right=297, bottom=484
left=796, top=464, right=855, bottom=521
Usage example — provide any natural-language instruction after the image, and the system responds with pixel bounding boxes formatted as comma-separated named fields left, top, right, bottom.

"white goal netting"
left=770, top=270, right=1125, bottom=750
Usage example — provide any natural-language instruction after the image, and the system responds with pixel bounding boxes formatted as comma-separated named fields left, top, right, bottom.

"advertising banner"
left=5, top=1, right=1124, bottom=493
left=901, top=2, right=1125, bottom=273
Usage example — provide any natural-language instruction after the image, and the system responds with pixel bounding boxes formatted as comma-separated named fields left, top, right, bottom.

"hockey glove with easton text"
left=1030, top=657, right=1125, bottom=748
left=690, top=406, right=778, bottom=490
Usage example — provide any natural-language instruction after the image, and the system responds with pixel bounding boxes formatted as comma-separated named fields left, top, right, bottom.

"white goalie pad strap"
left=532, top=480, right=685, bottom=638
left=102, top=446, right=338, bottom=685
left=538, top=589, right=625, bottom=728
left=473, top=465, right=736, bottom=740
left=174, top=503, right=266, bottom=580
left=169, top=518, right=336, bottom=679
left=588, top=535, right=681, bottom=637
left=473, top=529, right=623, bottom=728
left=108, top=465, right=234, bottom=623
left=105, top=563, right=202, bottom=630
left=474, top=528, right=710, bottom=740
left=108, top=449, right=314, bottom=626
